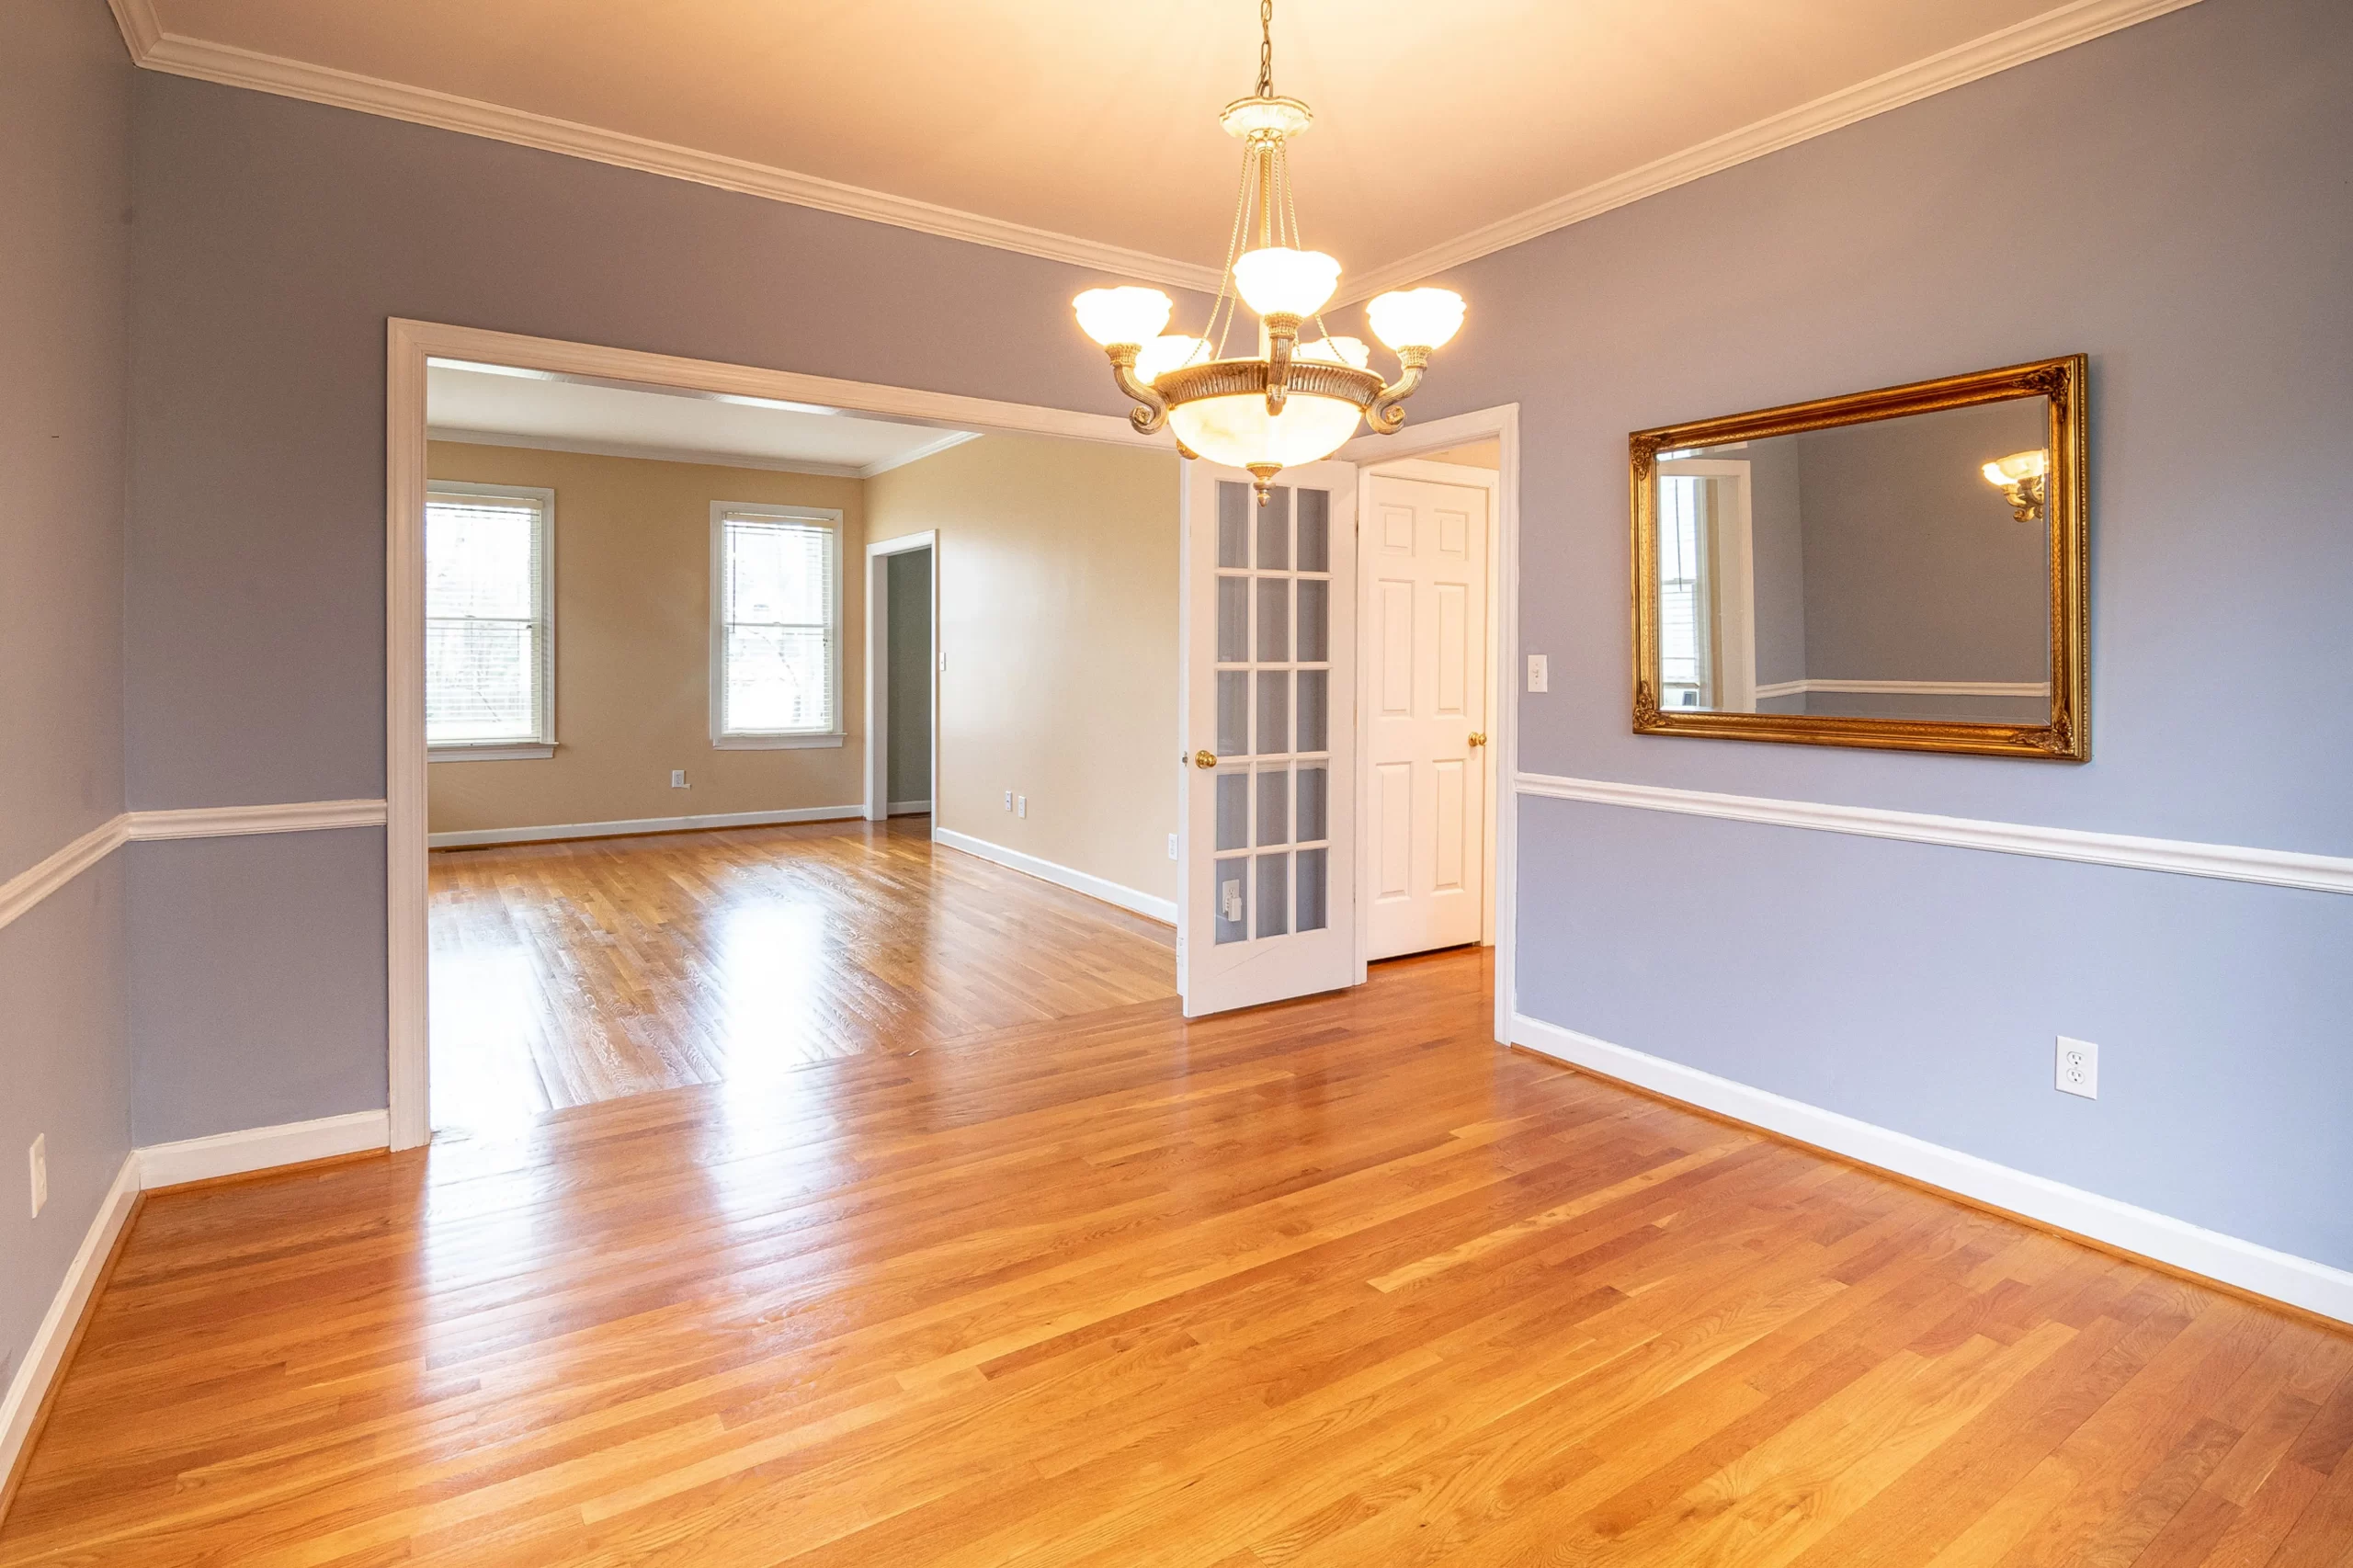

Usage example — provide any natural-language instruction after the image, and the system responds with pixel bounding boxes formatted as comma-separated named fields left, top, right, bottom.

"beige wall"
left=866, top=433, right=1180, bottom=903
left=426, top=442, right=866, bottom=834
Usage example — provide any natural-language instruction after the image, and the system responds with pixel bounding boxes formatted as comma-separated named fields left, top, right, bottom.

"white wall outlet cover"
left=29, top=1133, right=46, bottom=1219
left=1016, top=795, right=1028, bottom=818
left=2056, top=1036, right=2098, bottom=1099
left=1527, top=653, right=1550, bottom=692
left=1167, top=833, right=1178, bottom=860
left=671, top=769, right=688, bottom=788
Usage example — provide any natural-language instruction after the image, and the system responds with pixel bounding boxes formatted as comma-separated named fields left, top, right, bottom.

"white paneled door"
left=1177, top=460, right=1358, bottom=1018
left=1364, top=471, right=1490, bottom=960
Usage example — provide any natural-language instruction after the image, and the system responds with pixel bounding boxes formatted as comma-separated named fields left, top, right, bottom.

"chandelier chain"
left=1257, top=0, right=1275, bottom=97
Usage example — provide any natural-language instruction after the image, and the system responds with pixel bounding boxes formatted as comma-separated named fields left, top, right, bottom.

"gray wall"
left=1796, top=400, right=2050, bottom=686
left=123, top=69, right=1197, bottom=1142
left=1412, top=0, right=2353, bottom=1267
left=887, top=550, right=934, bottom=806
left=0, top=0, right=132, bottom=1394
left=1742, top=437, right=1807, bottom=691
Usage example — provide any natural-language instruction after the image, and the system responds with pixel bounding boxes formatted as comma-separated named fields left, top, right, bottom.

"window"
left=1656, top=473, right=1712, bottom=710
left=711, top=504, right=843, bottom=746
left=426, top=483, right=554, bottom=757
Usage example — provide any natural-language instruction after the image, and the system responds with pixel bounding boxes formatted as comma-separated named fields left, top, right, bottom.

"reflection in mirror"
left=1654, top=395, right=2052, bottom=726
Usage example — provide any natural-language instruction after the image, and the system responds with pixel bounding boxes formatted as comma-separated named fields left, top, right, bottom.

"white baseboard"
left=1510, top=1014, right=2353, bottom=1324
left=427, top=804, right=863, bottom=848
left=135, top=1109, right=391, bottom=1189
left=932, top=827, right=1176, bottom=924
left=1, top=1153, right=140, bottom=1500
left=888, top=800, right=933, bottom=815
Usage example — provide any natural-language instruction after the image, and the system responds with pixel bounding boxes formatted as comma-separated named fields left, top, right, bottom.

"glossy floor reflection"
left=426, top=816, right=1176, bottom=1135
left=7, top=949, right=2352, bottom=1565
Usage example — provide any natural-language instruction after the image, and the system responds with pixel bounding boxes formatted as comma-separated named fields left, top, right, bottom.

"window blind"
left=426, top=494, right=550, bottom=745
left=718, top=514, right=836, bottom=734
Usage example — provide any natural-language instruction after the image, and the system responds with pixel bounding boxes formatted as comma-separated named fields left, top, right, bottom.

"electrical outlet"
left=29, top=1135, right=46, bottom=1219
left=1527, top=653, right=1550, bottom=693
left=2056, top=1037, right=2098, bottom=1099
left=670, top=769, right=688, bottom=789
left=1167, top=832, right=1179, bottom=860
left=1003, top=789, right=1013, bottom=812
left=938, top=651, right=948, bottom=672
left=1016, top=794, right=1028, bottom=819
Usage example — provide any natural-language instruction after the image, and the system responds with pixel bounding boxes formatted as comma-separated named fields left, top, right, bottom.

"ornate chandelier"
left=1071, top=0, right=1466, bottom=504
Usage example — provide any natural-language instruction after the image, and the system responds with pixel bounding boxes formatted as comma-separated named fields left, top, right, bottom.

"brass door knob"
left=1192, top=749, right=1219, bottom=768
left=1467, top=732, right=1488, bottom=748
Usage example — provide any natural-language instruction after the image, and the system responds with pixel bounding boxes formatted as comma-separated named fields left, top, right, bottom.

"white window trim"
left=425, top=480, right=558, bottom=760
left=710, top=501, right=847, bottom=748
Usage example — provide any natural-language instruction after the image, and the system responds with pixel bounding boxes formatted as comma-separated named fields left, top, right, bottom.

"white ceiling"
left=426, top=361, right=979, bottom=477
left=122, top=0, right=2198, bottom=298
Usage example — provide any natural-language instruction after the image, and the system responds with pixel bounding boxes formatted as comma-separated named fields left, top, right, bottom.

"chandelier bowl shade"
left=1366, top=287, right=1466, bottom=352
left=1074, top=286, right=1174, bottom=347
left=1136, top=334, right=1208, bottom=384
left=1170, top=391, right=1369, bottom=472
left=1231, top=247, right=1342, bottom=318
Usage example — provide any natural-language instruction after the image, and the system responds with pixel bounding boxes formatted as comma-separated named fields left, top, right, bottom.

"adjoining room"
left=419, top=360, right=1185, bottom=1134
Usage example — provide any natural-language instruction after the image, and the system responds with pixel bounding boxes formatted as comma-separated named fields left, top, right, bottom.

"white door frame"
left=1339, top=405, right=1520, bottom=1046
left=386, top=318, right=1163, bottom=1151
left=865, top=530, right=938, bottom=822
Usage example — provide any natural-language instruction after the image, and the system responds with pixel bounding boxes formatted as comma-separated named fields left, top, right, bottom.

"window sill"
left=712, top=732, right=846, bottom=751
left=429, top=743, right=556, bottom=763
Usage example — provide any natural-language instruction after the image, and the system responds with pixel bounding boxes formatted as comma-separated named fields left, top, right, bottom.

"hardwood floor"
left=426, top=816, right=1176, bottom=1131
left=7, top=907, right=2351, bottom=1561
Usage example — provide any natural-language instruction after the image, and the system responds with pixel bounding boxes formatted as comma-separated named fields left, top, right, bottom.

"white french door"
left=1177, top=460, right=1359, bottom=1017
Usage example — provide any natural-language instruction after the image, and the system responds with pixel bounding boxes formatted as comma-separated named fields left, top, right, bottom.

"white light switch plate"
left=29, top=1135, right=46, bottom=1219
left=1527, top=653, right=1550, bottom=692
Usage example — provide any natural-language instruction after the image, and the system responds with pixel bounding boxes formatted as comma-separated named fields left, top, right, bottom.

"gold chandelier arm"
left=1263, top=312, right=1299, bottom=415
left=1366, top=346, right=1432, bottom=434
left=1106, top=344, right=1170, bottom=435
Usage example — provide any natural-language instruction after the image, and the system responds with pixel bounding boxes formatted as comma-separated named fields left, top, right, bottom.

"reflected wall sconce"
left=1982, top=449, right=2050, bottom=522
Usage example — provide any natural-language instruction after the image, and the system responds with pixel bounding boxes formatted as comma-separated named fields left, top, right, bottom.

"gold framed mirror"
left=1631, top=354, right=2087, bottom=760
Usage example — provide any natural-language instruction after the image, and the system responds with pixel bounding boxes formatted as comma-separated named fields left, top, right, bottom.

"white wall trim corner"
left=1514, top=773, right=2353, bottom=896
left=1337, top=0, right=2208, bottom=302
left=134, top=1109, right=392, bottom=1190
left=426, top=805, right=864, bottom=849
left=933, top=827, right=1176, bottom=925
left=0, top=817, right=127, bottom=934
left=1509, top=1014, right=2353, bottom=1325
left=0, top=1155, right=140, bottom=1507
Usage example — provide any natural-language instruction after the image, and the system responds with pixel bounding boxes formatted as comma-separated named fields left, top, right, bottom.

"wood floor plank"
left=4, top=825, right=2347, bottom=1565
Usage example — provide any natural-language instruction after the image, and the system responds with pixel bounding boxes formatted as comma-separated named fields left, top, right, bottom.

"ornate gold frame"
left=1630, top=354, right=2089, bottom=761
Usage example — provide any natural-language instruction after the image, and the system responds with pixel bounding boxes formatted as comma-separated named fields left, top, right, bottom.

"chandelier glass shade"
left=1069, top=2, right=1465, bottom=501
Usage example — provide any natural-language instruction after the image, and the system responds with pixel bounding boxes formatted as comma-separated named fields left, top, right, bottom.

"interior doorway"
left=865, top=532, right=937, bottom=823
left=1358, top=449, right=1501, bottom=960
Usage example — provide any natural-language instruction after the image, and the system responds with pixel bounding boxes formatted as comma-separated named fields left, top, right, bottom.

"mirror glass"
left=1653, top=393, right=2052, bottom=724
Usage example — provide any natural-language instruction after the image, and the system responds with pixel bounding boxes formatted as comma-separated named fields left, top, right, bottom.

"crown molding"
left=102, top=0, right=1222, bottom=297
left=1337, top=0, right=2208, bottom=302
left=108, top=0, right=2201, bottom=316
